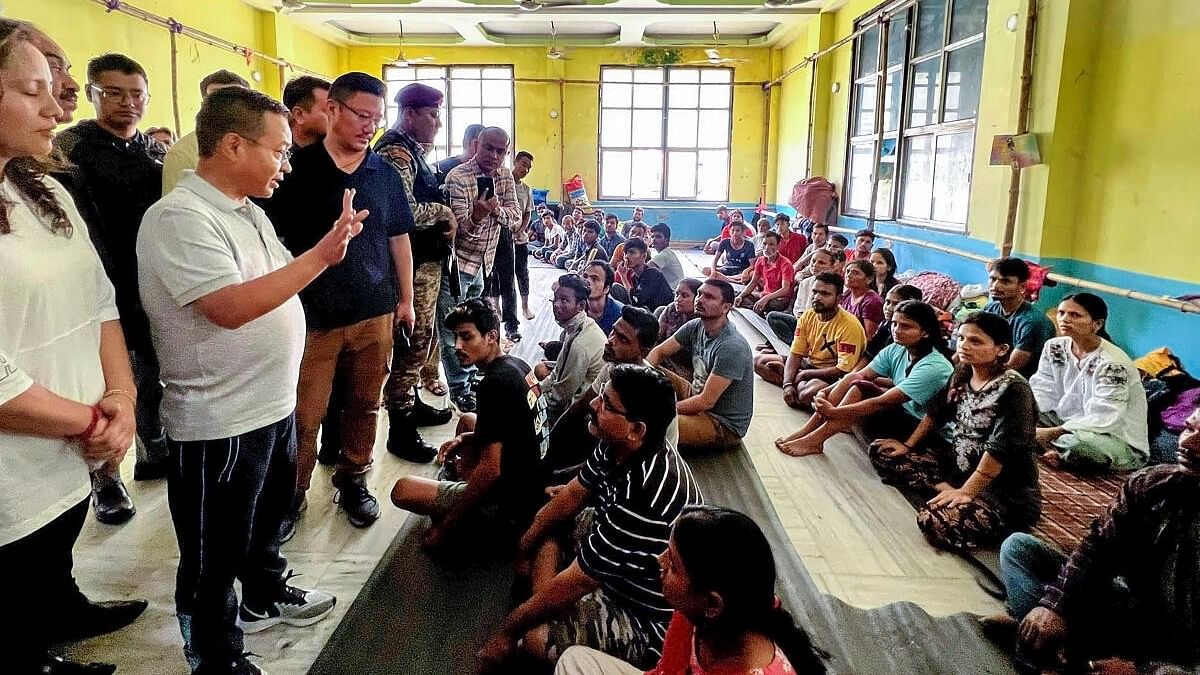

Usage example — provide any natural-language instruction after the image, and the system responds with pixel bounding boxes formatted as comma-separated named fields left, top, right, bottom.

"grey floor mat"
left=311, top=443, right=1017, bottom=674
left=686, top=447, right=1017, bottom=674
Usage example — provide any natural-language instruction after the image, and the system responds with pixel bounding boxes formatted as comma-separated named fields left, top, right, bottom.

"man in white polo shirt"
left=137, top=87, right=357, bottom=675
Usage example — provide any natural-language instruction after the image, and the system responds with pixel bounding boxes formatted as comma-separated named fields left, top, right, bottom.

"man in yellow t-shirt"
left=753, top=272, right=865, bottom=409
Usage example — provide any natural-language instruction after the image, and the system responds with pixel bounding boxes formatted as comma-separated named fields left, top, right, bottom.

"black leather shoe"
left=54, top=598, right=149, bottom=642
left=91, top=472, right=135, bottom=525
left=409, top=389, right=452, bottom=427
left=387, top=410, right=437, bottom=463
left=450, top=390, right=477, bottom=414
left=37, top=655, right=116, bottom=675
left=332, top=472, right=380, bottom=528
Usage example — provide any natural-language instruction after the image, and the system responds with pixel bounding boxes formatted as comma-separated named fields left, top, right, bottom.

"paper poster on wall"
left=990, top=133, right=1042, bottom=167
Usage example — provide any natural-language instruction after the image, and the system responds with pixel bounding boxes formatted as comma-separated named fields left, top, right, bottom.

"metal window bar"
left=382, top=64, right=515, bottom=163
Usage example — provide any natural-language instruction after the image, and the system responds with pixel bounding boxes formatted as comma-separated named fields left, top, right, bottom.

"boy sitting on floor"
left=391, top=299, right=549, bottom=548
left=735, top=231, right=794, bottom=316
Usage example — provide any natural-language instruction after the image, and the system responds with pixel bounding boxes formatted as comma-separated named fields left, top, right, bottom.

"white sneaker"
left=236, top=578, right=335, bottom=634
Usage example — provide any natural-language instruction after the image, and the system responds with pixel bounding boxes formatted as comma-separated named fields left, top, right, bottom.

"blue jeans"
left=999, top=532, right=1066, bottom=619
left=437, top=268, right=485, bottom=396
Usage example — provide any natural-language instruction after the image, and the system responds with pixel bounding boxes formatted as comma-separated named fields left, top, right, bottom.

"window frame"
left=843, top=0, right=987, bottom=232
left=597, top=65, right=734, bottom=203
left=381, top=64, right=516, bottom=165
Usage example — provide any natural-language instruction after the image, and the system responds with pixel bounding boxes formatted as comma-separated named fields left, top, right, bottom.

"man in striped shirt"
left=478, top=364, right=701, bottom=670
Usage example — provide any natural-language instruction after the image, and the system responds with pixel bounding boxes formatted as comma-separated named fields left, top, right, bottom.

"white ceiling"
left=250, top=0, right=833, bottom=48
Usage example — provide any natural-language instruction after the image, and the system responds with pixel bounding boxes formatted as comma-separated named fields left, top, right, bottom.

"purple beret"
left=395, top=83, right=444, bottom=109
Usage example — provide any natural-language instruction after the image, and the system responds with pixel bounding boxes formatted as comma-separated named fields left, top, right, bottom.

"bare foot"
left=1040, top=450, right=1062, bottom=467
left=523, top=307, right=536, bottom=320
left=755, top=342, right=776, bottom=353
left=777, top=438, right=824, bottom=457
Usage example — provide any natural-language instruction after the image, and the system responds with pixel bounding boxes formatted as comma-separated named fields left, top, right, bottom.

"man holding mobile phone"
left=442, top=127, right=521, bottom=412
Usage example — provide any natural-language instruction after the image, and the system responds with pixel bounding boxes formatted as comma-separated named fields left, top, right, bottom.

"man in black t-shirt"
left=391, top=299, right=549, bottom=548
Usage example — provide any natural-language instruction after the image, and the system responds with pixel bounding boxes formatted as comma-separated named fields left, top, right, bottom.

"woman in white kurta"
left=1029, top=293, right=1149, bottom=471
left=0, top=21, right=145, bottom=672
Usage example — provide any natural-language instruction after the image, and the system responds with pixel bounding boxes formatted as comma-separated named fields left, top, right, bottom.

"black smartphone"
left=476, top=176, right=495, bottom=199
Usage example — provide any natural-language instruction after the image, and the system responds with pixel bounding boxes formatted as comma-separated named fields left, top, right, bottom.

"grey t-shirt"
left=650, top=248, right=686, bottom=290
left=137, top=172, right=306, bottom=441
left=671, top=318, right=754, bottom=437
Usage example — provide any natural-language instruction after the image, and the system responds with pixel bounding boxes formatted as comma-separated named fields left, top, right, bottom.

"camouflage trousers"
left=542, top=509, right=662, bottom=669
left=870, top=445, right=1008, bottom=551
left=385, top=260, right=442, bottom=409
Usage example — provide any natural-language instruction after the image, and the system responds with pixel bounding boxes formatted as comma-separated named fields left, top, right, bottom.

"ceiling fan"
left=684, top=23, right=750, bottom=66
left=385, top=21, right=435, bottom=68
left=276, top=0, right=305, bottom=13
left=547, top=22, right=571, bottom=60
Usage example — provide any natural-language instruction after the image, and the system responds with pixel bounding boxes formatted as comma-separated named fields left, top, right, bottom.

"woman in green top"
left=871, top=311, right=1042, bottom=551
left=775, top=301, right=953, bottom=457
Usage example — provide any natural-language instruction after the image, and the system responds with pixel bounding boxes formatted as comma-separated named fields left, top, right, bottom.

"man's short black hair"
left=196, top=87, right=288, bottom=158
left=703, top=279, right=736, bottom=305
left=620, top=305, right=660, bottom=351
left=814, top=271, right=845, bottom=296
left=443, top=297, right=500, bottom=336
left=855, top=228, right=876, bottom=241
left=283, top=75, right=331, bottom=110
left=812, top=222, right=829, bottom=232
left=605, top=213, right=619, bottom=224
left=87, top=53, right=147, bottom=84
left=762, top=231, right=781, bottom=245
left=624, top=238, right=649, bottom=256
left=582, top=220, right=601, bottom=235
left=774, top=213, right=791, bottom=223
left=831, top=233, right=849, bottom=246
left=329, top=72, right=385, bottom=102
left=650, top=222, right=672, bottom=241
left=558, top=274, right=591, bottom=304
left=199, top=69, right=249, bottom=97
left=990, top=256, right=1031, bottom=283
left=516, top=150, right=534, bottom=163
left=607, top=364, right=676, bottom=451
left=586, top=260, right=615, bottom=290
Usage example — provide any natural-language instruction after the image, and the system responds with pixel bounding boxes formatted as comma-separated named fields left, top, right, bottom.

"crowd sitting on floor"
left=2, top=16, right=1197, bottom=675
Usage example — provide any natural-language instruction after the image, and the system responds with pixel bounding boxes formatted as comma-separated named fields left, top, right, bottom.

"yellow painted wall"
left=2, top=0, right=343, bottom=134
left=345, top=45, right=773, bottom=203
left=1069, top=0, right=1200, bottom=282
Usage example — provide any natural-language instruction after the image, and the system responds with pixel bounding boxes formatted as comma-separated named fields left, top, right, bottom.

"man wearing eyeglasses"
left=260, top=72, right=416, bottom=532
left=53, top=53, right=169, bottom=526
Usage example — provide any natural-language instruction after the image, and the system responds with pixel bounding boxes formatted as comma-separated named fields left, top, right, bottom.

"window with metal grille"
left=599, top=66, right=733, bottom=202
left=845, top=0, right=987, bottom=229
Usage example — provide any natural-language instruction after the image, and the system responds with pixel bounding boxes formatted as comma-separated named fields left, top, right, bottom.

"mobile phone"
left=476, top=176, right=495, bottom=199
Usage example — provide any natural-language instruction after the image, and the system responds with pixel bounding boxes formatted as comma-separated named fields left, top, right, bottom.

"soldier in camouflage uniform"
left=374, top=83, right=457, bottom=462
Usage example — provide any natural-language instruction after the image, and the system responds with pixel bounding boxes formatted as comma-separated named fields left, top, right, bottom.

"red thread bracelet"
left=69, top=405, right=103, bottom=441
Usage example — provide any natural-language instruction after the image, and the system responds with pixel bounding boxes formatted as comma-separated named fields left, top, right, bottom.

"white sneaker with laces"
left=236, top=577, right=335, bottom=634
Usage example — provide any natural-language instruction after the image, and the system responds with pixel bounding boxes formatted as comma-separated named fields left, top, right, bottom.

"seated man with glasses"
left=753, top=272, right=866, bottom=410
left=478, top=364, right=702, bottom=671
left=53, top=53, right=170, bottom=525
left=260, top=72, right=416, bottom=532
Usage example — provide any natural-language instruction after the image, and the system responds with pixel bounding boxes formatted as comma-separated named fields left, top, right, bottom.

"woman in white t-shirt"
left=0, top=20, right=146, bottom=672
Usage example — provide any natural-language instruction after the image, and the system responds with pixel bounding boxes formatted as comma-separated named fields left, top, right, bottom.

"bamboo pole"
left=87, top=0, right=332, bottom=79
left=1001, top=0, right=1039, bottom=257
